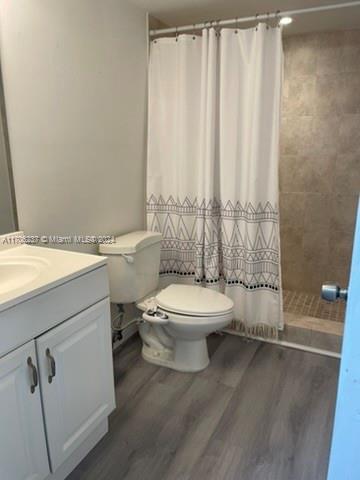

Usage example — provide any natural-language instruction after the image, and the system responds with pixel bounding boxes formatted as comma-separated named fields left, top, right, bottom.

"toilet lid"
left=156, top=284, right=234, bottom=317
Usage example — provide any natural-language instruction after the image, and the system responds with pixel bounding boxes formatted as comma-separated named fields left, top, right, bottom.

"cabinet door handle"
left=27, top=357, right=38, bottom=394
left=46, top=348, right=56, bottom=383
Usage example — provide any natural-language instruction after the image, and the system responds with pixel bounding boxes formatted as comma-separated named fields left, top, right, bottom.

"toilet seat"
left=155, top=284, right=233, bottom=317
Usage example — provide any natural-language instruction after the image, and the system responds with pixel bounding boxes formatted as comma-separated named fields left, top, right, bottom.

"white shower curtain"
left=147, top=24, right=283, bottom=336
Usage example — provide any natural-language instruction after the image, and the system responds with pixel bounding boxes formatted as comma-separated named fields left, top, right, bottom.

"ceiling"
left=129, top=0, right=360, bottom=35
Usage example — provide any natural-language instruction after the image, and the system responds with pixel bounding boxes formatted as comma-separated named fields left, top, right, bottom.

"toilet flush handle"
left=120, top=254, right=134, bottom=264
left=143, top=309, right=169, bottom=325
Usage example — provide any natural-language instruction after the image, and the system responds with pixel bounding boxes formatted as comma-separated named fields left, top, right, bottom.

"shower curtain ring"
left=175, top=26, right=178, bottom=42
left=276, top=10, right=281, bottom=28
left=216, top=19, right=221, bottom=37
left=255, top=13, right=259, bottom=31
left=193, top=23, right=196, bottom=39
left=266, top=12, right=270, bottom=29
left=235, top=17, right=239, bottom=34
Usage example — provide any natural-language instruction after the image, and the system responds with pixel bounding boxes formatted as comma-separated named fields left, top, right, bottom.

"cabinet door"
left=36, top=298, right=115, bottom=472
left=0, top=341, right=50, bottom=480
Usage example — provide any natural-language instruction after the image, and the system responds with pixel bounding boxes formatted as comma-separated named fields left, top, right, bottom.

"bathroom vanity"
left=0, top=235, right=115, bottom=480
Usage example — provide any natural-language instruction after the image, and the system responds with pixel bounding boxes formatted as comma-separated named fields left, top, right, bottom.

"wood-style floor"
left=68, top=334, right=339, bottom=480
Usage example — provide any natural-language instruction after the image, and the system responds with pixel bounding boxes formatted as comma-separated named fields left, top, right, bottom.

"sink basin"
left=0, top=256, right=50, bottom=294
left=0, top=241, right=106, bottom=313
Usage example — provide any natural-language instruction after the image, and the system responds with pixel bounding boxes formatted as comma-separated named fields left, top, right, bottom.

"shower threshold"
left=281, top=289, right=344, bottom=356
left=226, top=289, right=344, bottom=357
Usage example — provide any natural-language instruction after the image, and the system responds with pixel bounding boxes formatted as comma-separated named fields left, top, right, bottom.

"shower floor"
left=283, top=289, right=345, bottom=323
left=281, top=290, right=344, bottom=355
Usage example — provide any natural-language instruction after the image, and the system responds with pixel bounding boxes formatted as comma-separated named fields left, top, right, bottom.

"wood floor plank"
left=159, top=376, right=234, bottom=480
left=190, top=344, right=339, bottom=480
left=198, top=335, right=260, bottom=388
left=112, top=336, right=159, bottom=409
left=67, top=335, right=339, bottom=480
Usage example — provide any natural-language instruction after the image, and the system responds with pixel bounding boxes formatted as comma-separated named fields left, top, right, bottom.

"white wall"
left=0, top=106, right=16, bottom=234
left=0, top=0, right=147, bottom=252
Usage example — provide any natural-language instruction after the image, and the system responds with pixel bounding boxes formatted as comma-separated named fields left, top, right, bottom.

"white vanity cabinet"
left=36, top=299, right=115, bottom=471
left=0, top=258, right=116, bottom=480
left=0, top=340, right=50, bottom=480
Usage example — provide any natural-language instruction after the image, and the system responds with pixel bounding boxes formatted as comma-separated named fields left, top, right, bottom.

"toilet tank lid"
left=99, top=231, right=162, bottom=255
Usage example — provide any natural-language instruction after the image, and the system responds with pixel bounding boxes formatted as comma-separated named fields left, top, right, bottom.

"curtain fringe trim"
left=229, top=319, right=279, bottom=340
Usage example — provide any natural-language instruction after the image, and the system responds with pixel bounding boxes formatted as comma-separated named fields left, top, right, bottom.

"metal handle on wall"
left=321, top=283, right=348, bottom=302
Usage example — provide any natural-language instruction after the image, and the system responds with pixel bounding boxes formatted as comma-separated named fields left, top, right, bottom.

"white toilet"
left=99, top=231, right=234, bottom=372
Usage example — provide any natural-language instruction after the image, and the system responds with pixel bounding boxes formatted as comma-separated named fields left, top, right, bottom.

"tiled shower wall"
left=280, top=30, right=360, bottom=294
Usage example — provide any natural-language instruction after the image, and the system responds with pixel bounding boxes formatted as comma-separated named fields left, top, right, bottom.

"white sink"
left=0, top=237, right=107, bottom=313
left=0, top=256, right=50, bottom=294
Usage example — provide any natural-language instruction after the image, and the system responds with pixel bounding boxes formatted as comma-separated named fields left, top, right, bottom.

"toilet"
left=99, top=231, right=234, bottom=372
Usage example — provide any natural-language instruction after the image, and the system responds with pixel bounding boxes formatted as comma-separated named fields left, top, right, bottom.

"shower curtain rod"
left=149, top=1, right=360, bottom=36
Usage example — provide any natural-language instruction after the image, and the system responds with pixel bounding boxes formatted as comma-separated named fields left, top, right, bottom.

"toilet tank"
left=99, top=231, right=162, bottom=304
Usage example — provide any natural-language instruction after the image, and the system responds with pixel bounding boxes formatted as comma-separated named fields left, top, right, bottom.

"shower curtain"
left=147, top=24, right=283, bottom=336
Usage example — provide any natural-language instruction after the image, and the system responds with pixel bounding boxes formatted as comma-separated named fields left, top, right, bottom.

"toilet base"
left=141, top=338, right=210, bottom=373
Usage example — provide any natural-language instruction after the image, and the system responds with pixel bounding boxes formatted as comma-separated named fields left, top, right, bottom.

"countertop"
left=0, top=244, right=107, bottom=313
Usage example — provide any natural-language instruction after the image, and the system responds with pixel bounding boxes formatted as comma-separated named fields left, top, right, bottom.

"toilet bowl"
left=137, top=284, right=233, bottom=372
left=99, top=231, right=234, bottom=372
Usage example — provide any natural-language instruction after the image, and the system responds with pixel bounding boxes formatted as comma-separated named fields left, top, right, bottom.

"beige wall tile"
left=281, top=259, right=305, bottom=291
left=335, top=154, right=360, bottom=194
left=315, top=75, right=343, bottom=116
left=303, top=155, right=335, bottom=193
left=339, top=114, right=360, bottom=153
left=280, top=224, right=303, bottom=242
left=280, top=30, right=360, bottom=294
left=280, top=115, right=313, bottom=156
left=280, top=155, right=334, bottom=194
left=280, top=225, right=303, bottom=264
left=326, top=261, right=351, bottom=287
left=282, top=75, right=316, bottom=116
left=283, top=34, right=318, bottom=76
left=329, top=228, right=354, bottom=265
left=302, top=260, right=327, bottom=294
left=316, top=32, right=344, bottom=75
left=341, top=30, right=360, bottom=73
left=304, top=193, right=332, bottom=230
left=311, top=115, right=340, bottom=156
left=303, top=228, right=329, bottom=265
left=339, top=73, right=360, bottom=114
left=279, top=155, right=307, bottom=192
left=280, top=193, right=305, bottom=228
left=331, top=194, right=358, bottom=232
